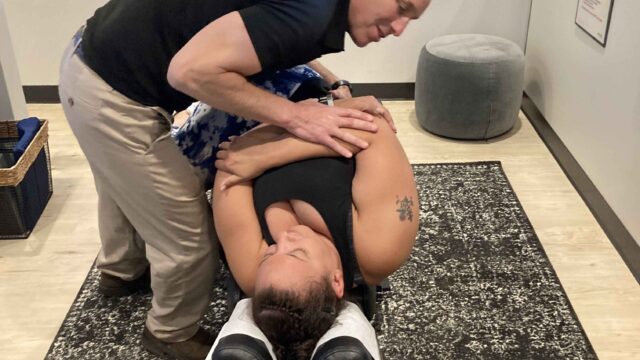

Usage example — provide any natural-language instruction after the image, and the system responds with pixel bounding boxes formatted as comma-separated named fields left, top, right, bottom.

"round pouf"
left=415, top=34, right=525, bottom=139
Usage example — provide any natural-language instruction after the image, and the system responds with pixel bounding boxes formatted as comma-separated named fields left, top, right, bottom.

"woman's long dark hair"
left=252, top=278, right=345, bottom=359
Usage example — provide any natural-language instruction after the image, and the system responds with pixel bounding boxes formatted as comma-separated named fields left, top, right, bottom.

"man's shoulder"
left=254, top=0, right=339, bottom=22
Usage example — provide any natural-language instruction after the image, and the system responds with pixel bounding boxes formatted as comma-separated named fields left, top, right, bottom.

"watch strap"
left=331, top=79, right=352, bottom=92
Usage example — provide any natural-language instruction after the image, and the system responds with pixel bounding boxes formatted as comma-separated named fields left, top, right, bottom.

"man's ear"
left=331, top=270, right=344, bottom=298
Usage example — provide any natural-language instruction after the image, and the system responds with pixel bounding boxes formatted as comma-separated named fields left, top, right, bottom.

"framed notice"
left=575, top=0, right=615, bottom=47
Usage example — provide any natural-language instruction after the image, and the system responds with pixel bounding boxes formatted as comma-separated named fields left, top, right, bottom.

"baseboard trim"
left=352, top=82, right=415, bottom=100
left=23, top=86, right=60, bottom=103
left=521, top=93, right=640, bottom=283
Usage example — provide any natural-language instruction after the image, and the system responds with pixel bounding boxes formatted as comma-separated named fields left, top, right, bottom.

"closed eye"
left=288, top=248, right=310, bottom=262
left=259, top=247, right=309, bottom=265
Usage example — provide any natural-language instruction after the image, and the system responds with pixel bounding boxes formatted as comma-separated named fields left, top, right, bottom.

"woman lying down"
left=205, top=97, right=419, bottom=359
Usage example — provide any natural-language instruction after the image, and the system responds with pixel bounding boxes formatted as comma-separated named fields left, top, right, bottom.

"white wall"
left=322, top=0, right=532, bottom=82
left=0, top=0, right=27, bottom=121
left=3, top=0, right=531, bottom=85
left=3, top=0, right=108, bottom=85
left=525, top=0, right=640, bottom=244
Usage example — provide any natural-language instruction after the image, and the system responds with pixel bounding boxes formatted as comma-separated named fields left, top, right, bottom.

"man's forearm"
left=167, top=11, right=297, bottom=129
left=175, top=69, right=297, bottom=129
left=307, top=60, right=340, bottom=84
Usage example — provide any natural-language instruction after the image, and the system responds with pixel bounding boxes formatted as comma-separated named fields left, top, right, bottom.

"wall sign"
left=575, top=0, right=615, bottom=47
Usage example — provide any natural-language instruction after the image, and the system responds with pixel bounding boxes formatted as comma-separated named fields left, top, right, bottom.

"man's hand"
left=286, top=100, right=378, bottom=158
left=335, top=96, right=396, bottom=133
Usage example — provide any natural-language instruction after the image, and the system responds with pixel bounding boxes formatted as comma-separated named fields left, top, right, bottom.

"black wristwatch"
left=331, top=79, right=353, bottom=92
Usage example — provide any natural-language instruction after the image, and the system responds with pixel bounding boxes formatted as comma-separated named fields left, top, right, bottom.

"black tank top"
left=253, top=157, right=357, bottom=289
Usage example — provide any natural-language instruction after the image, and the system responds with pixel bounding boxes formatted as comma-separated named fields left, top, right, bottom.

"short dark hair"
left=252, top=277, right=345, bottom=360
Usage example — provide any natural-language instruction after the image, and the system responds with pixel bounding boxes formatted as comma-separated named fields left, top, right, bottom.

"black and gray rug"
left=46, top=162, right=597, bottom=359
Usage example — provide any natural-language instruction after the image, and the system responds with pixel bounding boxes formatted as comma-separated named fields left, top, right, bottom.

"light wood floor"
left=0, top=103, right=638, bottom=360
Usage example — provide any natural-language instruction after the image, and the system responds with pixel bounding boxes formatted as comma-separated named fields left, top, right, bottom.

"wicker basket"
left=0, top=119, right=53, bottom=239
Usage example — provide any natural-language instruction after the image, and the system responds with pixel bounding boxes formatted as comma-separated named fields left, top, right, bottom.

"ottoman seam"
left=484, top=63, right=496, bottom=139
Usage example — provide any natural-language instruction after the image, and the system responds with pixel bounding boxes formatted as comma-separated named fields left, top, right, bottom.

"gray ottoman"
left=415, top=34, right=525, bottom=139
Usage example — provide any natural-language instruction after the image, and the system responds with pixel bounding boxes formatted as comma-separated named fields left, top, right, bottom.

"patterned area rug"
left=46, top=162, right=597, bottom=359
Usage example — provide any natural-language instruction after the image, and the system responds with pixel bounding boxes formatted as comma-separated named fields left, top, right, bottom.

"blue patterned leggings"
left=171, top=65, right=321, bottom=189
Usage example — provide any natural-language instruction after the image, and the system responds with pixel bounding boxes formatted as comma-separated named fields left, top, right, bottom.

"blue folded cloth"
left=13, top=117, right=41, bottom=162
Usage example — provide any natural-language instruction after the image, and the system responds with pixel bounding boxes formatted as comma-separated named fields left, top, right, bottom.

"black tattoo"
left=395, top=196, right=414, bottom=222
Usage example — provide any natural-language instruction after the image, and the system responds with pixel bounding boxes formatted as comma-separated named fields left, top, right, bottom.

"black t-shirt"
left=81, top=0, right=349, bottom=113
left=253, top=157, right=357, bottom=290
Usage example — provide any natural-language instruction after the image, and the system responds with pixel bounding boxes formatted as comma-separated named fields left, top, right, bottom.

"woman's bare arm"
left=349, top=117, right=419, bottom=285
left=212, top=171, right=269, bottom=296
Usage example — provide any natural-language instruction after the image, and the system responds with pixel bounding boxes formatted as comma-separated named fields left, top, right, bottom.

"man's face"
left=347, top=0, right=431, bottom=47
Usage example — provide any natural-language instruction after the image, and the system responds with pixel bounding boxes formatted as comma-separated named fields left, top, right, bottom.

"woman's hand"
left=334, top=96, right=396, bottom=133
left=215, top=125, right=287, bottom=190
left=215, top=136, right=268, bottom=189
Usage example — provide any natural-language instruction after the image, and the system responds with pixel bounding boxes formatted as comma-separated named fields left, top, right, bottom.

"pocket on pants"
left=144, top=133, right=204, bottom=201
left=59, top=57, right=109, bottom=112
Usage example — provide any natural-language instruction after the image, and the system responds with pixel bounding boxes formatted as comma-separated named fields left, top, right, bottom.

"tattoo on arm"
left=395, top=196, right=414, bottom=222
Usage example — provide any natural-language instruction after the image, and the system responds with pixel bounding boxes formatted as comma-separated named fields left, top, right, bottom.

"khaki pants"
left=58, top=38, right=218, bottom=342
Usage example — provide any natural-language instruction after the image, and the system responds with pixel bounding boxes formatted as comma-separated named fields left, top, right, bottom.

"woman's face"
left=254, top=225, right=344, bottom=298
